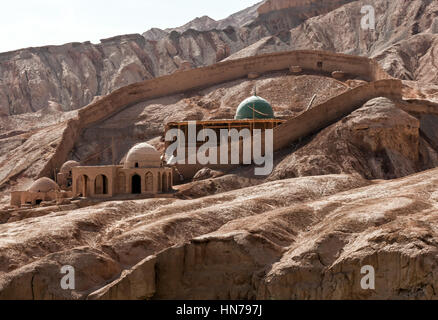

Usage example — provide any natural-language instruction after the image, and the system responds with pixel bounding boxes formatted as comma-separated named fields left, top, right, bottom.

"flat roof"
left=72, top=165, right=122, bottom=169
left=166, top=119, right=286, bottom=126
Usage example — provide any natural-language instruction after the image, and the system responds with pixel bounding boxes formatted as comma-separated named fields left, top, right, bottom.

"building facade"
left=164, top=94, right=285, bottom=178
left=72, top=143, right=173, bottom=198
left=57, top=160, right=80, bottom=190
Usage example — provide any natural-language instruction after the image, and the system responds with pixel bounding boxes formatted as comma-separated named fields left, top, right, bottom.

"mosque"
left=165, top=94, right=285, bottom=177
left=10, top=94, right=283, bottom=207
left=71, top=142, right=173, bottom=198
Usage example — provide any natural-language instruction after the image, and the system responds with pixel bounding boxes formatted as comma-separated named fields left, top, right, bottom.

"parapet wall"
left=77, top=50, right=392, bottom=127
left=38, top=50, right=394, bottom=179
left=175, top=79, right=403, bottom=179
left=273, top=79, right=403, bottom=151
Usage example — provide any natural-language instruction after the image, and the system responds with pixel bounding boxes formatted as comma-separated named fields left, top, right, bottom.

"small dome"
left=235, top=95, right=274, bottom=120
left=124, top=143, right=161, bottom=169
left=60, top=160, right=80, bottom=174
left=29, top=177, right=60, bottom=193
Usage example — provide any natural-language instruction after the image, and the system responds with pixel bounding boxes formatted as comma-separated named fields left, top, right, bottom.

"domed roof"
left=235, top=95, right=274, bottom=120
left=60, top=160, right=80, bottom=173
left=28, top=177, right=60, bottom=193
left=124, top=142, right=161, bottom=169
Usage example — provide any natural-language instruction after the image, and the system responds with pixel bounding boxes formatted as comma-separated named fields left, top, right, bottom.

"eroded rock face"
left=3, top=168, right=438, bottom=300
left=258, top=0, right=353, bottom=15
left=256, top=171, right=438, bottom=299
left=228, top=0, right=438, bottom=84
left=0, top=174, right=368, bottom=299
left=192, top=168, right=224, bottom=182
left=1, top=0, right=438, bottom=301
left=0, top=247, right=121, bottom=300
left=2, top=0, right=436, bottom=115
left=176, top=174, right=262, bottom=199
left=92, top=168, right=438, bottom=300
left=1, top=93, right=438, bottom=299
left=0, top=4, right=266, bottom=116
left=269, top=97, right=435, bottom=180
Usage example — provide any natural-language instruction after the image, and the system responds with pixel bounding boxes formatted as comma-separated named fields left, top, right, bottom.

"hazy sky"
left=1, top=0, right=260, bottom=53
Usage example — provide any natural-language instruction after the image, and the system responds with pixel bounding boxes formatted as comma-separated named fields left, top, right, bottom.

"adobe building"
left=10, top=177, right=71, bottom=207
left=165, top=95, right=284, bottom=147
left=71, top=143, right=173, bottom=198
left=10, top=95, right=280, bottom=206
left=165, top=94, right=285, bottom=178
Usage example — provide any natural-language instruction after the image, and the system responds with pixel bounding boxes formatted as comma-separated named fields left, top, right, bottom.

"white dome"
left=124, top=143, right=161, bottom=169
left=60, top=160, right=80, bottom=174
left=29, top=177, right=60, bottom=193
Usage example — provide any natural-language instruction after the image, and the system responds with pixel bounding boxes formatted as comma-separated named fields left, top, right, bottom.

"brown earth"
left=0, top=174, right=369, bottom=299
left=269, top=97, right=438, bottom=181
left=1, top=0, right=438, bottom=300
left=2, top=168, right=438, bottom=299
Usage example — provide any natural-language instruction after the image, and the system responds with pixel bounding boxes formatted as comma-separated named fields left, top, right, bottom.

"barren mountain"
left=159, top=1, right=262, bottom=34
left=229, top=0, right=438, bottom=81
left=1, top=47, right=438, bottom=299
left=0, top=0, right=400, bottom=115
left=1, top=0, right=438, bottom=301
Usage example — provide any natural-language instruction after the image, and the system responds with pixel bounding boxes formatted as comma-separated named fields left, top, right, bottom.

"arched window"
left=145, top=172, right=154, bottom=192
left=95, top=174, right=108, bottom=195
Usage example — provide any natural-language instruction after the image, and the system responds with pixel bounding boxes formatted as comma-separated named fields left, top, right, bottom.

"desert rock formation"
left=2, top=168, right=438, bottom=299
left=4, top=0, right=436, bottom=115
left=1, top=0, right=438, bottom=300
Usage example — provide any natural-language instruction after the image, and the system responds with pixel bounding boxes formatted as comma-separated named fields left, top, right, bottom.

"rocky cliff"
left=229, top=0, right=438, bottom=83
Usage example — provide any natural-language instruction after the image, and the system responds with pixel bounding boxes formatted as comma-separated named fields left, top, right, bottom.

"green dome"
left=235, top=95, right=274, bottom=120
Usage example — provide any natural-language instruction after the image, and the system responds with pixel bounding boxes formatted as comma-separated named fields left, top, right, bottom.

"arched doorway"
left=168, top=173, right=172, bottom=191
left=95, top=174, right=108, bottom=195
left=77, top=175, right=89, bottom=197
left=132, top=174, right=141, bottom=194
left=157, top=172, right=161, bottom=192
left=145, top=172, right=153, bottom=193
left=162, top=172, right=167, bottom=193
